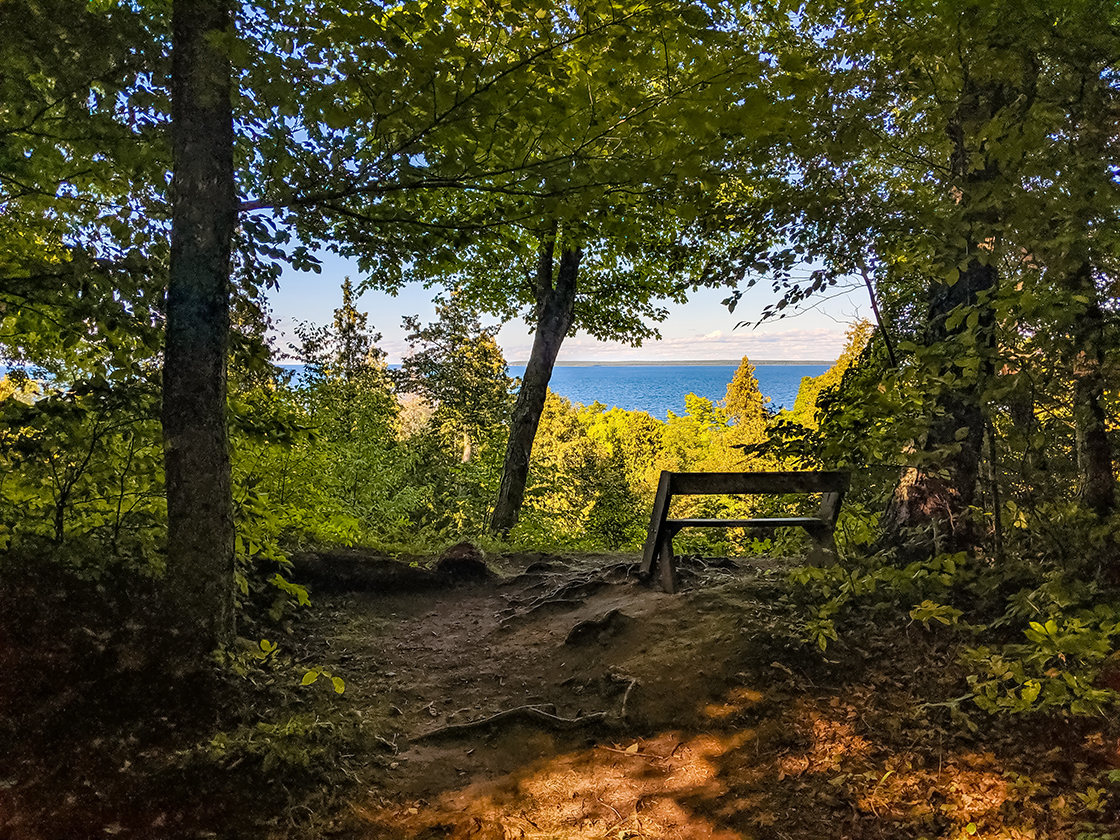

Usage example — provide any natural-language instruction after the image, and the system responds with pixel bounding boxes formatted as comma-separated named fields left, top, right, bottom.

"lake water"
left=511, top=365, right=828, bottom=420
left=7, top=361, right=829, bottom=420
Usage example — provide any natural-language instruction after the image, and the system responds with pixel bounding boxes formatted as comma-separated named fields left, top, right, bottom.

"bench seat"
left=642, top=470, right=850, bottom=593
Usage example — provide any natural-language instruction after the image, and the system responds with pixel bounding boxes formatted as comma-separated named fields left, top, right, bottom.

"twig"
left=416, top=704, right=609, bottom=741
left=373, top=734, right=399, bottom=754
left=620, top=678, right=638, bottom=722
left=597, top=797, right=625, bottom=833
left=596, top=745, right=667, bottom=762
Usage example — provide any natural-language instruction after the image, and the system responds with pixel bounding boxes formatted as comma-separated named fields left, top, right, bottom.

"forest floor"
left=4, top=547, right=1120, bottom=839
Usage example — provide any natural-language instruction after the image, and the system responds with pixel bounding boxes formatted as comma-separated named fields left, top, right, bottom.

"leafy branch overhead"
left=6, top=13, right=1120, bottom=832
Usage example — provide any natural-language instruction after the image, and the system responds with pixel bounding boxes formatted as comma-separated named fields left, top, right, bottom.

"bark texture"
left=490, top=237, right=582, bottom=534
left=879, top=256, right=997, bottom=551
left=1069, top=274, right=1115, bottom=516
left=880, top=84, right=1001, bottom=552
left=163, top=0, right=237, bottom=661
left=1064, top=67, right=1116, bottom=517
left=923, top=257, right=998, bottom=511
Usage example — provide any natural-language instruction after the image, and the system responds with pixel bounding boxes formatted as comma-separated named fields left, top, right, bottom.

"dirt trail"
left=5, top=548, right=1110, bottom=838
left=285, top=549, right=1119, bottom=840
left=292, top=550, right=810, bottom=838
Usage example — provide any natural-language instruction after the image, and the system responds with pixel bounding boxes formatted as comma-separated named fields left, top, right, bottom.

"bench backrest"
left=661, top=471, right=850, bottom=496
left=642, top=470, right=851, bottom=574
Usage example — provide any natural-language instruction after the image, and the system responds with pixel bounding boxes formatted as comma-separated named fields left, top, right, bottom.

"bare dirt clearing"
left=287, top=549, right=1118, bottom=840
left=4, top=549, right=1117, bottom=839
left=293, top=550, right=775, bottom=784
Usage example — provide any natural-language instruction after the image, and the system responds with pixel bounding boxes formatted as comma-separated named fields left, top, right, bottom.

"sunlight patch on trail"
left=354, top=730, right=761, bottom=839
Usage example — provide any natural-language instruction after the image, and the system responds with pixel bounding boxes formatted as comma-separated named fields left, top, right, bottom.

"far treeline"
left=3, top=0, right=1120, bottom=717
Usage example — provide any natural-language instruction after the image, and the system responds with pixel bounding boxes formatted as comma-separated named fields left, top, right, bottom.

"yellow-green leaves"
left=302, top=667, right=346, bottom=694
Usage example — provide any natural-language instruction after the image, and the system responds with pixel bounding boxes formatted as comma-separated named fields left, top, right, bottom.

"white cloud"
left=500, top=324, right=847, bottom=364
left=266, top=261, right=868, bottom=365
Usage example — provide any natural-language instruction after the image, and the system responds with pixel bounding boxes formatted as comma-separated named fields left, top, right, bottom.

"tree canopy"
left=3, top=0, right=1120, bottom=664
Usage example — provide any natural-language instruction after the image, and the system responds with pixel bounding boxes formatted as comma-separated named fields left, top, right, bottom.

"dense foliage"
left=5, top=11, right=1120, bottom=830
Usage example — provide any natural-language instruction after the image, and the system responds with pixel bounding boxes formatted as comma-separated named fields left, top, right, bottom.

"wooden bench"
left=640, top=470, right=850, bottom=593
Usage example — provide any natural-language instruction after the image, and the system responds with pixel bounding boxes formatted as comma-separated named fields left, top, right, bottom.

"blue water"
left=9, top=362, right=827, bottom=420
left=511, top=365, right=828, bottom=420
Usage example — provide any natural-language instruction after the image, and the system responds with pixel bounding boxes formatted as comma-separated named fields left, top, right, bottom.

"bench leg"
left=657, top=532, right=678, bottom=594
left=807, top=531, right=839, bottom=566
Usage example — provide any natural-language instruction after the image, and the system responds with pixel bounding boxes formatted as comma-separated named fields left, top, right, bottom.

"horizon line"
left=509, top=359, right=835, bottom=367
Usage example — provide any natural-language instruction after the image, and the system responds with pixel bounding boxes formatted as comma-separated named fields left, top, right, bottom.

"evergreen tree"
left=723, top=357, right=770, bottom=448
left=294, top=280, right=394, bottom=444
left=332, top=278, right=376, bottom=383
left=397, top=299, right=513, bottom=463
left=290, top=282, right=398, bottom=518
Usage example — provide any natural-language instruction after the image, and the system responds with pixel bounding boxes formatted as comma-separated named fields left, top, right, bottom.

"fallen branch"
left=416, top=704, right=609, bottom=741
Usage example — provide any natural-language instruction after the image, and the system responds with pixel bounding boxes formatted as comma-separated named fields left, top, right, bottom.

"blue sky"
left=265, top=253, right=870, bottom=364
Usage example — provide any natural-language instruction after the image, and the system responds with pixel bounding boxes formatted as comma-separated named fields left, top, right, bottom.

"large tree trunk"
left=490, top=236, right=582, bottom=534
left=1063, top=56, right=1116, bottom=529
left=923, top=257, right=997, bottom=513
left=880, top=86, right=1001, bottom=552
left=880, top=258, right=996, bottom=551
left=1069, top=270, right=1114, bottom=517
left=162, top=0, right=237, bottom=662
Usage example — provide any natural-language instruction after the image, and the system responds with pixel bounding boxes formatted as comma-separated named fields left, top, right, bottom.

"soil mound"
left=289, top=549, right=441, bottom=594
left=432, top=541, right=494, bottom=582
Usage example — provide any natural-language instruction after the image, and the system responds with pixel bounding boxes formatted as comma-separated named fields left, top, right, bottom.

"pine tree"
left=332, top=278, right=374, bottom=382
left=397, top=298, right=513, bottom=462
left=723, top=357, right=769, bottom=447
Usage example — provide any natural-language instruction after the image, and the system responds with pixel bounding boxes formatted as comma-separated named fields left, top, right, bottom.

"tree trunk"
left=880, top=87, right=1001, bottom=552
left=1069, top=277, right=1114, bottom=517
left=924, top=257, right=997, bottom=510
left=879, top=258, right=997, bottom=552
left=490, top=236, right=582, bottom=534
left=162, top=0, right=237, bottom=662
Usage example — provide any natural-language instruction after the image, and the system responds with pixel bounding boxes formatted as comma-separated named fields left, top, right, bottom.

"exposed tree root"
left=526, top=578, right=607, bottom=608
left=499, top=598, right=586, bottom=626
left=564, top=609, right=631, bottom=645
left=416, top=704, right=611, bottom=741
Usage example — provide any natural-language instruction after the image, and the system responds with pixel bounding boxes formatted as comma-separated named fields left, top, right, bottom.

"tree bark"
left=490, top=235, right=582, bottom=534
left=879, top=258, right=997, bottom=552
left=1069, top=276, right=1114, bottom=516
left=923, top=256, right=997, bottom=511
left=880, top=84, right=1001, bottom=552
left=162, top=0, right=237, bottom=661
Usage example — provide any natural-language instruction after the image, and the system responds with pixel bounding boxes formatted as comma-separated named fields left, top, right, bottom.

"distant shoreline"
left=510, top=359, right=833, bottom=367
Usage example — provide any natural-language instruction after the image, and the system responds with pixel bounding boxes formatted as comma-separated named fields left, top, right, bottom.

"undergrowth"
left=781, top=546, right=1120, bottom=723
